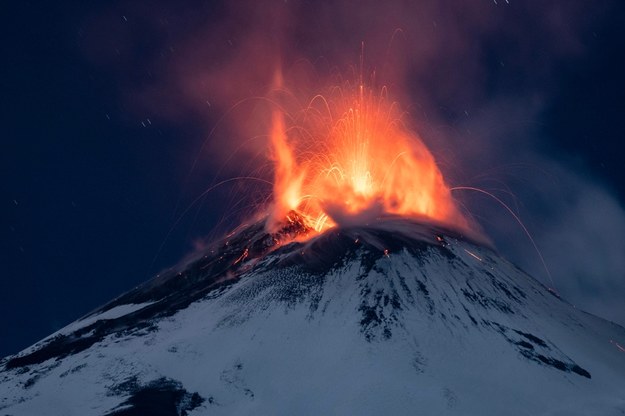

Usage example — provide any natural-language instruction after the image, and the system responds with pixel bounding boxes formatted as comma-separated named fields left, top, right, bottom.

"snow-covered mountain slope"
left=1, top=216, right=625, bottom=415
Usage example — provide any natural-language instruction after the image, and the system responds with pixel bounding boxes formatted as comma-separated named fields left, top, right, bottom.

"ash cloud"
left=82, top=1, right=625, bottom=327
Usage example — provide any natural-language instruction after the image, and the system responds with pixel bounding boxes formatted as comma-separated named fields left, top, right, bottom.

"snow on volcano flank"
left=1, top=213, right=625, bottom=415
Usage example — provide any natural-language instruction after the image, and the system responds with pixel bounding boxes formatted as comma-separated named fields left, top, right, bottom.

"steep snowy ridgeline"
left=1, top=217, right=625, bottom=415
left=50, top=303, right=157, bottom=341
left=4, top=302, right=157, bottom=365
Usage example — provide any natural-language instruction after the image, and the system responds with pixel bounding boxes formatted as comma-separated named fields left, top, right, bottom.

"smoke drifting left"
left=81, top=0, right=488, bottom=173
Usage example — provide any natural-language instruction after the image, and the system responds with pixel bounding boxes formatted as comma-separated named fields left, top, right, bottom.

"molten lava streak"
left=268, top=82, right=467, bottom=235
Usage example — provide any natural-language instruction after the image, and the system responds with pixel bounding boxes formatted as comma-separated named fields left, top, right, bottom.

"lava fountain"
left=267, top=77, right=468, bottom=236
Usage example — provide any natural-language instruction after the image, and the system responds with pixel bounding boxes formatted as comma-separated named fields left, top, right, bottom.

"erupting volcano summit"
left=267, top=80, right=468, bottom=234
left=2, top=73, right=625, bottom=416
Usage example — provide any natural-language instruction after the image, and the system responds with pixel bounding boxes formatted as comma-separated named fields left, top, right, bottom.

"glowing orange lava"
left=268, top=81, right=467, bottom=235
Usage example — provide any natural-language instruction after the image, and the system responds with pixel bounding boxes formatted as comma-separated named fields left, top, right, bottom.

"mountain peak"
left=2, top=216, right=624, bottom=415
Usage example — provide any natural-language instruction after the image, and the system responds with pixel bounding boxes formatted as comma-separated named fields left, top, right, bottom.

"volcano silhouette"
left=1, top=214, right=625, bottom=415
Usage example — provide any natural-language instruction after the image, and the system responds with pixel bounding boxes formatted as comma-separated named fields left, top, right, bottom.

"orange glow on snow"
left=268, top=80, right=467, bottom=236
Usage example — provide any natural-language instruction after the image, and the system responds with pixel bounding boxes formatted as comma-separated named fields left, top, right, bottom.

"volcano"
left=1, top=215, right=624, bottom=415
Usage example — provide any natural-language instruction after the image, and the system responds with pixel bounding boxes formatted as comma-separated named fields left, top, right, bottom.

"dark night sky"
left=2, top=1, right=625, bottom=358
